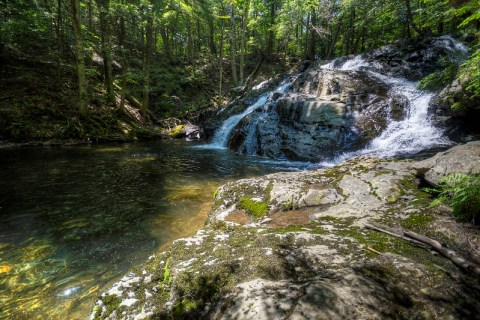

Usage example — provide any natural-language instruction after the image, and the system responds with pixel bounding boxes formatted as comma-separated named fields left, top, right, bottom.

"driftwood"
left=364, top=223, right=480, bottom=275
left=404, top=231, right=480, bottom=275
left=364, top=223, right=427, bottom=248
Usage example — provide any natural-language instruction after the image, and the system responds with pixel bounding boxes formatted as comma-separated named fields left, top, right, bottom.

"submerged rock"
left=91, top=143, right=480, bottom=320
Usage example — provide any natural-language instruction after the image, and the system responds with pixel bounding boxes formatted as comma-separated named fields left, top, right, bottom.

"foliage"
left=459, top=47, right=480, bottom=99
left=1, top=0, right=480, bottom=141
left=238, top=197, right=269, bottom=220
left=426, top=173, right=480, bottom=224
left=419, top=57, right=460, bottom=91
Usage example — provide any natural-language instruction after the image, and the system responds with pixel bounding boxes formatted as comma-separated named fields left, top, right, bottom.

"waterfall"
left=207, top=80, right=293, bottom=148
left=204, top=36, right=466, bottom=163
left=322, top=53, right=451, bottom=159
left=362, top=73, right=450, bottom=157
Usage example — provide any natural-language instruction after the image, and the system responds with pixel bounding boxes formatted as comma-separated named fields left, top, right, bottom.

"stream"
left=0, top=141, right=308, bottom=319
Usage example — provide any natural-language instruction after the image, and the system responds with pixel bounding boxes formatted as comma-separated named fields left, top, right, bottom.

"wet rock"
left=360, top=36, right=466, bottom=80
left=230, top=69, right=395, bottom=161
left=184, top=124, right=204, bottom=141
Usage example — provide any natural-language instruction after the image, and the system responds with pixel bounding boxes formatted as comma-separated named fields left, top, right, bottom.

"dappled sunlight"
left=0, top=141, right=299, bottom=318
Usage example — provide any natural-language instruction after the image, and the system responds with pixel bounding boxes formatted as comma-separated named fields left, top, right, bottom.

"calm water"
left=0, top=140, right=307, bottom=319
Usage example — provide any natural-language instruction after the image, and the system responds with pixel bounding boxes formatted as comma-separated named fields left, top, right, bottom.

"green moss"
left=172, top=300, right=198, bottom=318
left=332, top=225, right=442, bottom=270
left=273, top=225, right=327, bottom=234
left=169, top=125, right=185, bottom=138
left=238, top=197, right=269, bottom=220
left=401, top=213, right=434, bottom=231
left=95, top=294, right=121, bottom=319
left=162, top=257, right=173, bottom=284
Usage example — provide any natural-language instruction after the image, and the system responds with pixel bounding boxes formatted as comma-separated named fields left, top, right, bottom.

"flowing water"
left=208, top=79, right=294, bottom=148
left=206, top=36, right=467, bottom=165
left=317, top=52, right=453, bottom=164
left=0, top=141, right=308, bottom=319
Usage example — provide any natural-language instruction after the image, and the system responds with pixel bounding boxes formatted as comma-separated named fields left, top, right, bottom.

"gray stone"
left=91, top=146, right=480, bottom=320
left=413, top=141, right=480, bottom=186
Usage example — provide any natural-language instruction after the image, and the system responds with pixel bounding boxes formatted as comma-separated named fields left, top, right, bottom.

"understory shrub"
left=427, top=173, right=480, bottom=224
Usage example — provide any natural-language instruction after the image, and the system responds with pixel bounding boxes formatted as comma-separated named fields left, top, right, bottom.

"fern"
left=428, top=173, right=480, bottom=224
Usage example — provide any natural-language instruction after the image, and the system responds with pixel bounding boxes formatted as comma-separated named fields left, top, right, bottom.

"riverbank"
left=91, top=141, right=480, bottom=319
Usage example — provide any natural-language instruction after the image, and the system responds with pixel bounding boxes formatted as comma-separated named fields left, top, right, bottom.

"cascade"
left=205, top=36, right=467, bottom=163
left=322, top=56, right=451, bottom=158
left=207, top=80, right=293, bottom=148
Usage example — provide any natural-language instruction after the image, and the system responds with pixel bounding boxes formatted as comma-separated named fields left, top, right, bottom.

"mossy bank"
left=91, top=142, right=480, bottom=320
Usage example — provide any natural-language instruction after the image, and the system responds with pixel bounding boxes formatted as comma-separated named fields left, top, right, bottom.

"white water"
left=205, top=80, right=293, bottom=148
left=362, top=72, right=450, bottom=157
left=204, top=36, right=465, bottom=165
left=321, top=51, right=452, bottom=160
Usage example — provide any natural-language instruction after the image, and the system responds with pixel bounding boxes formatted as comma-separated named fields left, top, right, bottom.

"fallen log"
left=363, top=223, right=480, bottom=275
left=404, top=231, right=480, bottom=275
left=364, top=223, right=427, bottom=248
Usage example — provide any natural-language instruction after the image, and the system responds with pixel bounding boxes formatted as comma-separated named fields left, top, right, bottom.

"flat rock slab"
left=91, top=143, right=480, bottom=320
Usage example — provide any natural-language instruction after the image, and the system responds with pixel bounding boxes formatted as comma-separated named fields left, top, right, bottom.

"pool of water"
left=0, top=140, right=308, bottom=319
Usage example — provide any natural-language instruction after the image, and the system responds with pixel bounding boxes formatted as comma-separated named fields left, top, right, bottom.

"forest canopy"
left=0, top=0, right=479, bottom=140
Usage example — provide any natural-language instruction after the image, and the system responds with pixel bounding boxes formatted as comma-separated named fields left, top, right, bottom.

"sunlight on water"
left=0, top=141, right=301, bottom=319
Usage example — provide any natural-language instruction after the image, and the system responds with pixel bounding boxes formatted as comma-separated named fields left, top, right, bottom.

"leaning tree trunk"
left=239, top=0, right=250, bottom=85
left=70, top=0, right=89, bottom=118
left=142, top=14, right=154, bottom=117
left=96, top=0, right=115, bottom=106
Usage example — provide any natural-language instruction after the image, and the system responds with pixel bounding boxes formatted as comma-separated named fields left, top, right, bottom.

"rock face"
left=229, top=69, right=406, bottom=161
left=413, top=140, right=480, bottom=186
left=91, top=143, right=480, bottom=320
left=224, top=37, right=465, bottom=162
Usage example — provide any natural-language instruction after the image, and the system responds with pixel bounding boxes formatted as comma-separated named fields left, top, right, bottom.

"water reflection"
left=0, top=140, right=308, bottom=319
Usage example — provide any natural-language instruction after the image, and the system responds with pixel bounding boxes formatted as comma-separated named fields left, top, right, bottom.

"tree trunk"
left=159, top=26, right=172, bottom=60
left=119, top=10, right=127, bottom=114
left=70, top=0, right=89, bottom=118
left=55, top=0, right=64, bottom=82
left=230, top=6, right=238, bottom=86
left=219, top=8, right=225, bottom=98
left=405, top=0, right=424, bottom=36
left=266, top=0, right=276, bottom=61
left=208, top=18, right=217, bottom=56
left=308, top=9, right=316, bottom=60
left=239, top=0, right=250, bottom=85
left=87, top=0, right=93, bottom=30
left=185, top=0, right=194, bottom=63
left=96, top=0, right=115, bottom=106
left=304, top=13, right=310, bottom=59
left=142, top=14, right=154, bottom=117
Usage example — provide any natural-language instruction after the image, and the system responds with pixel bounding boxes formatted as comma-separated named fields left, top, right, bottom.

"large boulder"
left=221, top=36, right=467, bottom=162
left=91, top=149, right=480, bottom=320
left=356, top=36, right=468, bottom=80
left=413, top=141, right=480, bottom=186
left=228, top=69, right=406, bottom=161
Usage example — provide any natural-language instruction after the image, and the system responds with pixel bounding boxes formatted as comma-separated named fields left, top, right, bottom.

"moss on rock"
left=238, top=197, right=269, bottom=220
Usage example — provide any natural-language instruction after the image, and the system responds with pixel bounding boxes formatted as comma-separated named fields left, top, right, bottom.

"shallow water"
left=0, top=140, right=308, bottom=319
